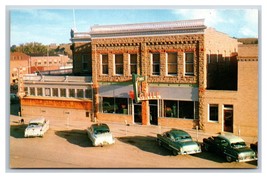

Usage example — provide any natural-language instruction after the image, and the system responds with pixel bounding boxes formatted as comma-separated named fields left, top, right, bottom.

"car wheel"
left=172, top=150, right=178, bottom=156
left=226, top=155, right=232, bottom=162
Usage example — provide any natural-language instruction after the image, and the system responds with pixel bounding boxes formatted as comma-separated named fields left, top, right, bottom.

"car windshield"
left=94, top=128, right=110, bottom=135
left=231, top=142, right=247, bottom=148
left=29, top=122, right=42, bottom=126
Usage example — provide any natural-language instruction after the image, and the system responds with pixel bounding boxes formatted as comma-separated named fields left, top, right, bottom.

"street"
left=9, top=115, right=258, bottom=170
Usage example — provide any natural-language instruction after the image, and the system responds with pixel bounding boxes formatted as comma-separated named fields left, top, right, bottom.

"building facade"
left=20, top=75, right=93, bottom=123
left=69, top=19, right=258, bottom=137
left=19, top=19, right=258, bottom=138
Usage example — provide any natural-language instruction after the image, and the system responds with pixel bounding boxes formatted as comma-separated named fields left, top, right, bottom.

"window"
left=185, top=52, right=194, bottom=75
left=85, top=89, right=92, bottom=99
left=102, top=97, right=128, bottom=114
left=167, top=52, right=177, bottom=75
left=60, top=88, right=66, bottom=97
left=69, top=89, right=75, bottom=98
left=101, top=54, right=108, bottom=75
left=82, top=55, right=89, bottom=71
left=164, top=100, right=178, bottom=118
left=115, top=54, right=123, bottom=75
left=152, top=53, right=160, bottom=75
left=130, top=54, right=137, bottom=74
left=30, top=87, right=35, bottom=96
left=52, top=88, right=58, bottom=97
left=45, top=88, right=50, bottom=96
left=209, top=104, right=219, bottom=122
left=77, top=89, right=84, bottom=98
left=37, top=88, right=43, bottom=96
left=179, top=101, right=194, bottom=119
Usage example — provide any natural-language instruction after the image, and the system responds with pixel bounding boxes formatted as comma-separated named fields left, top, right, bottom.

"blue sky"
left=9, top=8, right=259, bottom=46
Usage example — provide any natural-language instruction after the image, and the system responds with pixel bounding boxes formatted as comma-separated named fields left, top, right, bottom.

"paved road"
left=8, top=115, right=258, bottom=170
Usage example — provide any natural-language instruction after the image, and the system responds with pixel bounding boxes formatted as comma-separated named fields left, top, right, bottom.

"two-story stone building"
left=70, top=19, right=258, bottom=137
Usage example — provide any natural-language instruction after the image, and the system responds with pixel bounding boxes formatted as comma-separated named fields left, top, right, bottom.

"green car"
left=157, top=129, right=201, bottom=156
left=202, top=134, right=257, bottom=162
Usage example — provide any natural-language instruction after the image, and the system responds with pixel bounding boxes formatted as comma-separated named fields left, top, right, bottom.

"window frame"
left=101, top=54, right=109, bottom=75
left=151, top=53, right=160, bottom=76
left=208, top=104, right=219, bottom=122
left=184, top=52, right=194, bottom=76
left=114, top=54, right=123, bottom=75
left=129, top=53, right=137, bottom=75
left=167, top=52, right=178, bottom=76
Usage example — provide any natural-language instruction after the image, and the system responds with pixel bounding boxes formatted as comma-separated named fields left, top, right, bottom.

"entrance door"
left=134, top=104, right=142, bottom=123
left=149, top=100, right=158, bottom=125
left=223, top=105, right=233, bottom=132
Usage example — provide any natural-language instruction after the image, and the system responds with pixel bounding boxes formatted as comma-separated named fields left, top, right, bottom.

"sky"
left=9, top=7, right=259, bottom=46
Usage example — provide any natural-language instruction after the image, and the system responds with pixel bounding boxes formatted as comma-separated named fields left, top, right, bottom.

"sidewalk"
left=9, top=114, right=257, bottom=144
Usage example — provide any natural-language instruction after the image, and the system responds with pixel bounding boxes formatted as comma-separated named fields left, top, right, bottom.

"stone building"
left=19, top=19, right=258, bottom=138
left=69, top=19, right=258, bottom=137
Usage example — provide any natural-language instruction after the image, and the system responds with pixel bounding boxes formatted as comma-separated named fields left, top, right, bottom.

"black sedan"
left=157, top=129, right=201, bottom=156
left=202, top=134, right=257, bottom=162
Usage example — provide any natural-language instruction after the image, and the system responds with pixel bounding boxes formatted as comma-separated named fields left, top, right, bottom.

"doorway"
left=134, top=104, right=142, bottom=123
left=223, top=105, right=233, bottom=132
left=149, top=100, right=158, bottom=125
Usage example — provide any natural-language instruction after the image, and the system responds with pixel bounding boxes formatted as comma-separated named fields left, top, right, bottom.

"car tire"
left=172, top=150, right=178, bottom=156
left=226, top=155, right=233, bottom=162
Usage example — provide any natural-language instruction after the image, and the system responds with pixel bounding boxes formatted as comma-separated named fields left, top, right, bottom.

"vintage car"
left=86, top=123, right=115, bottom=146
left=156, top=129, right=201, bottom=156
left=24, top=118, right=49, bottom=137
left=202, top=134, right=257, bottom=162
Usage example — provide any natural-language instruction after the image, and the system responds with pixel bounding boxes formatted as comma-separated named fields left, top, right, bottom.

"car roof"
left=29, top=118, right=46, bottom=124
left=218, top=134, right=245, bottom=143
left=169, top=129, right=190, bottom=137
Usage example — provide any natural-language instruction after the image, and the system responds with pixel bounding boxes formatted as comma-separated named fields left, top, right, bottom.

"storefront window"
left=85, top=89, right=92, bottom=99
left=179, top=101, right=194, bottom=119
left=102, top=97, right=128, bottom=114
left=164, top=100, right=178, bottom=117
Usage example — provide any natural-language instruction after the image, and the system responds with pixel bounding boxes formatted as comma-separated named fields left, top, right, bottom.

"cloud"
left=172, top=9, right=226, bottom=27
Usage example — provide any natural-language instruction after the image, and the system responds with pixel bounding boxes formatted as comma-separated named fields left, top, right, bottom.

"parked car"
left=202, top=134, right=257, bottom=162
left=24, top=118, right=49, bottom=137
left=157, top=129, right=201, bottom=156
left=86, top=123, right=115, bottom=146
left=250, top=141, right=258, bottom=157
left=10, top=93, right=19, bottom=104
left=103, top=102, right=118, bottom=113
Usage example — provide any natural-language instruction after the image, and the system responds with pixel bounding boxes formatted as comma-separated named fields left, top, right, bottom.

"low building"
left=20, top=75, right=93, bottom=124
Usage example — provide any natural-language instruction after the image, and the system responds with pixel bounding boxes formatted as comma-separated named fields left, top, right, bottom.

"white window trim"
left=167, top=52, right=178, bottom=76
left=184, top=52, right=194, bottom=76
left=208, top=103, right=219, bottom=123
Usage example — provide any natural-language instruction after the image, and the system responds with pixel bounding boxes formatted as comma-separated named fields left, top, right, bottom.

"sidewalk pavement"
left=9, top=114, right=258, bottom=145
